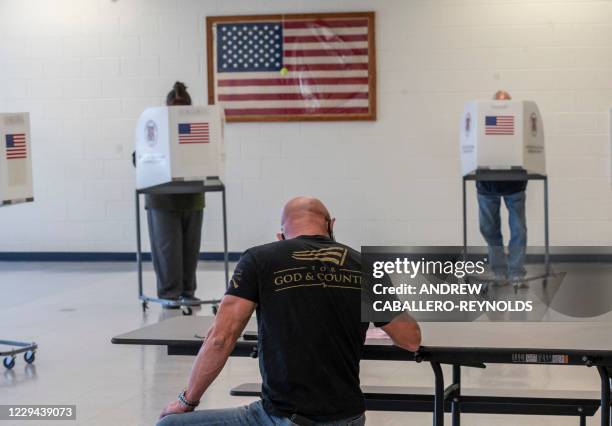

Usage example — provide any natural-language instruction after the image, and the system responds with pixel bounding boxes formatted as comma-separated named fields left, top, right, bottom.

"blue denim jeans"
left=157, top=400, right=366, bottom=426
left=477, top=191, right=527, bottom=279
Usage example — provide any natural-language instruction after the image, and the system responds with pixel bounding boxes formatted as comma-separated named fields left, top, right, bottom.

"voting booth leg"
left=135, top=192, right=146, bottom=312
left=544, top=177, right=550, bottom=276
left=462, top=178, right=467, bottom=257
left=222, top=187, right=229, bottom=288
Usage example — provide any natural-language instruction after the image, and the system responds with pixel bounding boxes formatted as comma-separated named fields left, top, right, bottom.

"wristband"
left=178, top=390, right=200, bottom=408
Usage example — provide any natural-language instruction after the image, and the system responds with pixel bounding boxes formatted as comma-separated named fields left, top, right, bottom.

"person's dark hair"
left=166, top=81, right=192, bottom=106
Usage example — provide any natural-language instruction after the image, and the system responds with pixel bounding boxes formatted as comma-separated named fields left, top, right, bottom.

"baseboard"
left=0, top=252, right=609, bottom=263
left=0, top=252, right=242, bottom=262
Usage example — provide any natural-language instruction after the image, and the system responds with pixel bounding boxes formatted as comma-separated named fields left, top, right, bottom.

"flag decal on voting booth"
left=135, top=106, right=224, bottom=190
left=1, top=113, right=33, bottom=204
left=485, top=116, right=514, bottom=135
left=6, top=134, right=27, bottom=159
left=178, top=123, right=210, bottom=144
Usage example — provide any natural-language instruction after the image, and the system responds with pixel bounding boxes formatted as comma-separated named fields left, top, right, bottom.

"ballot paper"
left=366, top=327, right=390, bottom=340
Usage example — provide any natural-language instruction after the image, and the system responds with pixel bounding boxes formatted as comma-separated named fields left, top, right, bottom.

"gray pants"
left=146, top=209, right=204, bottom=299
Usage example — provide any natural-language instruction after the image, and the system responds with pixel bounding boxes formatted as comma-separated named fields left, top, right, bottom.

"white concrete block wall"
left=0, top=0, right=610, bottom=253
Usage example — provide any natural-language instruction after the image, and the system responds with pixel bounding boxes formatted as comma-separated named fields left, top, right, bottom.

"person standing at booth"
left=477, top=90, right=528, bottom=284
left=146, top=82, right=204, bottom=307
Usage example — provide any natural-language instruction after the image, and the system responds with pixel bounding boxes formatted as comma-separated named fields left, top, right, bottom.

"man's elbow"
left=206, top=328, right=236, bottom=352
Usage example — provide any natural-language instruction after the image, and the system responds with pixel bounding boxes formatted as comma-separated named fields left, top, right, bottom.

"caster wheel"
left=3, top=356, right=15, bottom=370
left=212, top=305, right=219, bottom=315
left=182, top=307, right=193, bottom=316
left=513, top=285, right=519, bottom=294
left=141, top=301, right=148, bottom=312
left=24, top=351, right=35, bottom=364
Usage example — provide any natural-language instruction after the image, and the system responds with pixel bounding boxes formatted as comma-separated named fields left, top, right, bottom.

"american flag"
left=211, top=14, right=374, bottom=120
left=485, top=116, right=514, bottom=135
left=178, top=123, right=210, bottom=144
left=5, top=134, right=27, bottom=159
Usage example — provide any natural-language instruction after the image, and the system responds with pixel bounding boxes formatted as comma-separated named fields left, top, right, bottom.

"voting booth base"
left=135, top=178, right=229, bottom=316
left=0, top=201, right=37, bottom=370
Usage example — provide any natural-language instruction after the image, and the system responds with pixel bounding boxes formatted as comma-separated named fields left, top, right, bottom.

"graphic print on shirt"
left=291, top=246, right=348, bottom=266
left=273, top=261, right=361, bottom=293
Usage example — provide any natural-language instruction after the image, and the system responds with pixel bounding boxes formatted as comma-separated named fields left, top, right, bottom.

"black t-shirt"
left=225, top=235, right=377, bottom=421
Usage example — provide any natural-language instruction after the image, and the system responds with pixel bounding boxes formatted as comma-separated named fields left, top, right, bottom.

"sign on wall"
left=206, top=11, right=376, bottom=122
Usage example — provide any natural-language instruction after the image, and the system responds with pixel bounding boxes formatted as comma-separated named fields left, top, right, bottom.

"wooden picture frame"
left=205, top=11, right=376, bottom=122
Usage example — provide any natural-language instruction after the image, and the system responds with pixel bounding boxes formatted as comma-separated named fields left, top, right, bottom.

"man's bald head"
left=278, top=196, right=334, bottom=240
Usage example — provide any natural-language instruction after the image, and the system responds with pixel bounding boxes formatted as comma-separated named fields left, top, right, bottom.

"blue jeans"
left=477, top=191, right=527, bottom=279
left=157, top=400, right=366, bottom=426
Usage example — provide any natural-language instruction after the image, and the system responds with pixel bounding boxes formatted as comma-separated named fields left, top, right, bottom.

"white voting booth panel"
left=135, top=106, right=224, bottom=190
left=0, top=113, right=33, bottom=205
left=460, top=100, right=545, bottom=176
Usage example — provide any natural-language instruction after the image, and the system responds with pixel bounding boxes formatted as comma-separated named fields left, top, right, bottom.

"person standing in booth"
left=477, top=90, right=528, bottom=284
left=146, top=82, right=204, bottom=307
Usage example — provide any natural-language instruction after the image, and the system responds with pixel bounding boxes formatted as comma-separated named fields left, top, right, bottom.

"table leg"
left=452, top=365, right=461, bottom=426
left=597, top=366, right=611, bottom=426
left=431, top=361, right=445, bottom=426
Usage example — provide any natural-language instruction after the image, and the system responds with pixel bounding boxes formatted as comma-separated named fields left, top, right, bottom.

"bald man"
left=158, top=196, right=421, bottom=426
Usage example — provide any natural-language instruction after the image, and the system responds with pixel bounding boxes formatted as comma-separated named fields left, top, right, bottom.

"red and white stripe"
left=6, top=134, right=27, bottom=159
left=485, top=116, right=515, bottom=135
left=179, top=123, right=210, bottom=144
left=214, top=18, right=371, bottom=117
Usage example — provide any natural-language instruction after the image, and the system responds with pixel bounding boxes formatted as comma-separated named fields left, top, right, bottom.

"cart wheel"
left=3, top=356, right=15, bottom=370
left=212, top=304, right=219, bottom=315
left=513, top=284, right=519, bottom=294
left=24, top=351, right=35, bottom=364
left=142, top=301, right=148, bottom=312
left=182, top=307, right=193, bottom=316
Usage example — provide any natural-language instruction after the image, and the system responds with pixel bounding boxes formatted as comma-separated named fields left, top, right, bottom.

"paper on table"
left=366, top=327, right=390, bottom=340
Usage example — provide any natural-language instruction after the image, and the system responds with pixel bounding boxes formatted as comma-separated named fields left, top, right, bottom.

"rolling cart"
left=135, top=177, right=229, bottom=315
left=1, top=198, right=38, bottom=369
left=462, top=168, right=552, bottom=292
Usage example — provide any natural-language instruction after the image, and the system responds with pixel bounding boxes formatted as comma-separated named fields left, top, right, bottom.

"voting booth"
left=0, top=113, right=33, bottom=205
left=135, top=106, right=224, bottom=189
left=134, top=105, right=229, bottom=314
left=460, top=100, right=545, bottom=176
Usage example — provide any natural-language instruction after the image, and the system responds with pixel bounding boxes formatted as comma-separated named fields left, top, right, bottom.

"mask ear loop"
left=327, top=219, right=335, bottom=241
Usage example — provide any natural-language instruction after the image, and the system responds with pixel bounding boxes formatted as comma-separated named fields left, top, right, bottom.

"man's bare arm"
left=183, top=295, right=256, bottom=402
left=381, top=313, right=421, bottom=352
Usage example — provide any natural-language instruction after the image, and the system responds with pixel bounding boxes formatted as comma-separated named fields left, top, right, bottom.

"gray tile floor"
left=0, top=261, right=607, bottom=425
